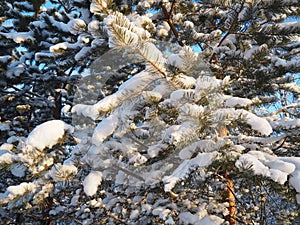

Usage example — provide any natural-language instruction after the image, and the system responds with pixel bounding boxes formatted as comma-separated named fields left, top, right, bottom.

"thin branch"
left=161, top=1, right=184, bottom=47
left=57, top=0, right=71, bottom=13
left=7, top=84, right=42, bottom=98
left=264, top=103, right=300, bottom=116
left=114, top=164, right=145, bottom=181
left=209, top=1, right=245, bottom=63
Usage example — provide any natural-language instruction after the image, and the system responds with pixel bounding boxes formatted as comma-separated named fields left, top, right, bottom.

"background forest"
left=1, top=0, right=300, bottom=224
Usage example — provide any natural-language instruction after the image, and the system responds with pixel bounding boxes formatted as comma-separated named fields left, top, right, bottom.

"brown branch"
left=161, top=1, right=184, bottom=47
left=274, top=136, right=287, bottom=151
left=169, top=0, right=177, bottom=18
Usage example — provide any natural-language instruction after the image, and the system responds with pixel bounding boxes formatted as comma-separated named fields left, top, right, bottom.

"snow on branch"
left=105, top=12, right=150, bottom=48
left=0, top=31, right=35, bottom=44
left=90, top=0, right=112, bottom=15
left=236, top=151, right=300, bottom=203
left=163, top=152, right=218, bottom=192
left=105, top=12, right=168, bottom=77
left=237, top=109, right=273, bottom=135
left=92, top=114, right=118, bottom=146
left=25, top=120, right=74, bottom=151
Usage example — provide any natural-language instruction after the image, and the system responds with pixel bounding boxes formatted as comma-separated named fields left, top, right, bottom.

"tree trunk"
left=225, top=171, right=238, bottom=225
left=53, top=92, right=62, bottom=119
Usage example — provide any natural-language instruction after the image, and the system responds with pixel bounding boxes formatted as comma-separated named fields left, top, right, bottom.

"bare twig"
left=114, top=165, right=145, bottom=181
left=7, top=84, right=41, bottom=98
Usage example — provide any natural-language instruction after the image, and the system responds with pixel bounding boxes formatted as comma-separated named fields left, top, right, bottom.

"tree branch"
left=161, top=0, right=184, bottom=47
left=209, top=1, right=245, bottom=63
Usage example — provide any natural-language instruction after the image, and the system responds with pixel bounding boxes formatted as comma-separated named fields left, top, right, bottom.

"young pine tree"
left=1, top=0, right=300, bottom=224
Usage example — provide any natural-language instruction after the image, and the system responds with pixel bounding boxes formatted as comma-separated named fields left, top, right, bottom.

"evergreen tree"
left=0, top=0, right=300, bottom=224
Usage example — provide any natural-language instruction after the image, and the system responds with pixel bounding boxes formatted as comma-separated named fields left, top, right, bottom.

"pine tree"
left=0, top=0, right=300, bottom=224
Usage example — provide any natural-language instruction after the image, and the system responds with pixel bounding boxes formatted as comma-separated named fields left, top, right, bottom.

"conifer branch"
left=106, top=12, right=179, bottom=89
left=161, top=0, right=184, bottom=47
left=257, top=49, right=300, bottom=65
left=7, top=84, right=41, bottom=98
left=209, top=1, right=245, bottom=64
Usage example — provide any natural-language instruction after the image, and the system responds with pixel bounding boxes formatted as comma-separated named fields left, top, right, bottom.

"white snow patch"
left=224, top=96, right=252, bottom=107
left=236, top=151, right=298, bottom=186
left=289, top=171, right=300, bottom=193
left=50, top=42, right=68, bottom=53
left=0, top=150, right=16, bottom=165
left=0, top=31, right=35, bottom=44
left=49, top=164, right=78, bottom=182
left=163, top=152, right=217, bottom=192
left=195, top=76, right=221, bottom=100
left=35, top=52, right=55, bottom=61
left=130, top=209, right=140, bottom=220
left=167, top=54, right=184, bottom=69
left=152, top=207, right=171, bottom=220
left=237, top=109, right=273, bottom=135
left=67, top=19, right=86, bottom=35
left=83, top=170, right=102, bottom=196
left=71, top=104, right=99, bottom=120
left=0, top=182, right=37, bottom=202
left=0, top=123, right=10, bottom=131
left=94, top=94, right=120, bottom=113
left=270, top=118, right=300, bottom=130
left=269, top=169, right=289, bottom=185
left=88, top=20, right=101, bottom=36
left=11, top=165, right=26, bottom=178
left=75, top=46, right=91, bottom=61
left=244, top=44, right=267, bottom=60
left=61, top=104, right=71, bottom=115
left=179, top=139, right=222, bottom=160
left=197, top=215, right=224, bottom=225
left=297, top=194, right=300, bottom=204
left=0, top=55, right=12, bottom=64
left=236, top=153, right=270, bottom=177
left=92, top=114, right=118, bottom=146
left=93, top=71, right=158, bottom=113
left=170, top=89, right=195, bottom=102
left=0, top=143, right=14, bottom=151
left=26, top=120, right=74, bottom=150
left=165, top=216, right=175, bottom=225
left=264, top=159, right=295, bottom=174
left=179, top=211, right=199, bottom=224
